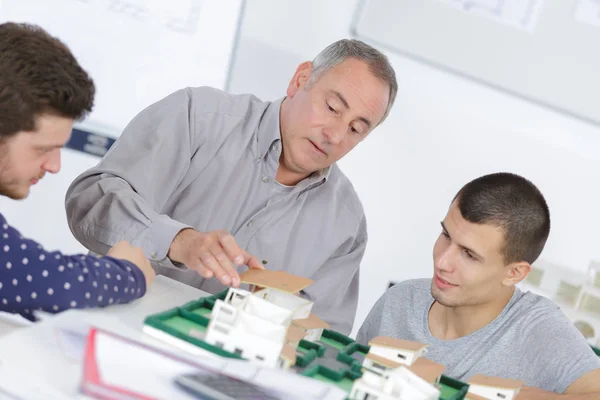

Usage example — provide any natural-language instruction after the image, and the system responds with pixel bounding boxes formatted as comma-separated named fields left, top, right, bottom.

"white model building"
left=350, top=366, right=440, bottom=400
left=205, top=296, right=290, bottom=367
left=466, top=374, right=524, bottom=400
left=292, top=313, right=330, bottom=342
left=367, top=336, right=429, bottom=367
left=204, top=269, right=320, bottom=369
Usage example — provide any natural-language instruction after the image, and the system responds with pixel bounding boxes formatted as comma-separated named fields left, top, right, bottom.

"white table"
left=0, top=276, right=210, bottom=400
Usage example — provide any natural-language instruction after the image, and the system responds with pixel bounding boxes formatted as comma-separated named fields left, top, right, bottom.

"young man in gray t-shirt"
left=357, top=173, right=600, bottom=398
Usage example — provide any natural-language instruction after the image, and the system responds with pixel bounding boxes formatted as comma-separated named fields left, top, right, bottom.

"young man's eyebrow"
left=440, top=221, right=484, bottom=261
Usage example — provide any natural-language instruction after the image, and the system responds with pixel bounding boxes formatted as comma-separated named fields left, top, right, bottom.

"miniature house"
left=363, top=352, right=401, bottom=375
left=467, top=374, right=524, bottom=400
left=407, top=357, right=445, bottom=385
left=240, top=269, right=314, bottom=295
left=350, top=366, right=440, bottom=400
left=292, top=313, right=330, bottom=341
left=253, top=287, right=313, bottom=319
left=285, top=324, right=306, bottom=347
left=240, top=269, right=315, bottom=319
left=278, top=343, right=297, bottom=370
left=204, top=298, right=288, bottom=368
left=368, top=336, right=429, bottom=366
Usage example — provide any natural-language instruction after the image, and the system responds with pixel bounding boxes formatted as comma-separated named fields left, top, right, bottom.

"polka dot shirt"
left=0, top=213, right=146, bottom=320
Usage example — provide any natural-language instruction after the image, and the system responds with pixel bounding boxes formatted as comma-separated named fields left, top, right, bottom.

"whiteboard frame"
left=350, top=0, right=600, bottom=127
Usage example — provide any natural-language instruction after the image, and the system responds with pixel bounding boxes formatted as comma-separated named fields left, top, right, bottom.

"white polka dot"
left=3, top=245, right=9, bottom=252
left=126, top=266, right=131, bottom=272
left=70, top=301, right=77, bottom=308
left=78, top=275, right=84, bottom=282
left=124, top=288, right=128, bottom=293
left=83, top=268, right=89, bottom=274
left=67, top=262, right=73, bottom=268
left=1, top=299, right=6, bottom=304
left=109, top=298, right=114, bottom=304
left=64, top=282, right=71, bottom=290
left=103, top=284, right=108, bottom=290
left=20, top=243, right=26, bottom=250
left=129, top=277, right=135, bottom=282
left=85, top=292, right=91, bottom=299
left=23, top=309, right=29, bottom=314
left=92, top=281, right=98, bottom=288
left=105, top=263, right=111, bottom=269
left=105, top=273, right=111, bottom=279
left=58, top=265, right=65, bottom=272
left=22, top=258, right=28, bottom=265
left=137, top=288, right=141, bottom=294
left=39, top=254, right=45, bottom=261
left=80, top=256, right=86, bottom=260
left=47, top=288, right=54, bottom=295
left=0, top=282, right=2, bottom=290
left=5, top=262, right=11, bottom=269
left=55, top=254, right=60, bottom=259
left=12, top=279, right=17, bottom=286
left=53, top=305, right=59, bottom=311
left=37, top=245, right=42, bottom=249
left=26, top=275, right=32, bottom=282
left=114, top=286, right=119, bottom=292
left=97, top=295, right=103, bottom=302
left=15, top=296, right=21, bottom=303
left=94, top=262, right=100, bottom=267
left=2, top=233, right=8, bottom=239
left=31, top=292, right=37, bottom=299
left=42, top=270, right=48, bottom=277
left=2, top=223, right=7, bottom=229
left=116, top=275, right=121, bottom=281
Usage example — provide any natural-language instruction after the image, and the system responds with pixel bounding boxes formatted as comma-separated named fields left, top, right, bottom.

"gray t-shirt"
left=356, top=279, right=600, bottom=393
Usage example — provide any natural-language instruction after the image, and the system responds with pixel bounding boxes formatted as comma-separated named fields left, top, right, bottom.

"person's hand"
left=106, top=241, right=156, bottom=289
left=168, top=228, right=263, bottom=287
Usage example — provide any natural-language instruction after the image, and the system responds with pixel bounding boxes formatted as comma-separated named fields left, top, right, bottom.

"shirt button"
left=272, top=143, right=279, bottom=151
left=151, top=252, right=158, bottom=260
left=247, top=220, right=253, bottom=227
left=261, top=176, right=270, bottom=183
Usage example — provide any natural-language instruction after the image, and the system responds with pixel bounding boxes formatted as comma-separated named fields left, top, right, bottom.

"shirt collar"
left=256, top=97, right=284, bottom=161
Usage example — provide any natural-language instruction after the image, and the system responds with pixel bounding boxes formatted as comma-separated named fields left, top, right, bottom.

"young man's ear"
left=286, top=61, right=313, bottom=98
left=502, top=261, right=531, bottom=287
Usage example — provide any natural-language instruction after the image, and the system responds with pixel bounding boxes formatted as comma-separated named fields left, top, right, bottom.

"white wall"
left=227, top=0, right=600, bottom=337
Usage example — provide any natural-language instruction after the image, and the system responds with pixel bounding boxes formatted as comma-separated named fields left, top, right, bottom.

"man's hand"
left=106, top=241, right=156, bottom=289
left=168, top=228, right=263, bottom=287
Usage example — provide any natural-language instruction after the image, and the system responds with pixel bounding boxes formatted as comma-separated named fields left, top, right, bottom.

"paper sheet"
left=574, top=0, right=600, bottom=28
left=435, top=0, right=544, bottom=32
left=0, top=0, right=242, bottom=131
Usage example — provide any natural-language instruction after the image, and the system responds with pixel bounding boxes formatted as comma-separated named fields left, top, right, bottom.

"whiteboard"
left=0, top=0, right=244, bottom=256
left=351, top=0, right=600, bottom=126
left=0, top=0, right=244, bottom=132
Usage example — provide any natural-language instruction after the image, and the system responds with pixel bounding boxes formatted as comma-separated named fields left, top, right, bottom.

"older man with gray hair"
left=65, top=39, right=398, bottom=333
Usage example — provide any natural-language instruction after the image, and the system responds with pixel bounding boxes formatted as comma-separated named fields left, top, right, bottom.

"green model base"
left=143, top=290, right=469, bottom=400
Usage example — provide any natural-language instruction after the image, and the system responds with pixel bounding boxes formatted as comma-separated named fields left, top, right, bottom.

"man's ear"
left=286, top=61, right=313, bottom=98
left=502, top=261, right=531, bottom=287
